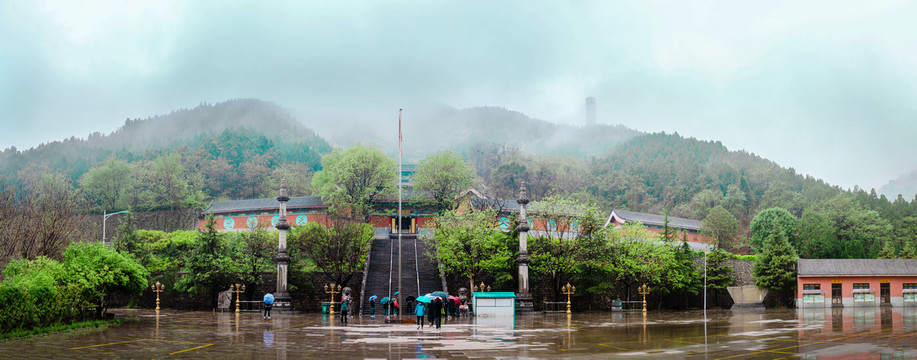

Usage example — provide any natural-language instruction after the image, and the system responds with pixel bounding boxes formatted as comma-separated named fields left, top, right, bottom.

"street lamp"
left=231, top=283, right=246, bottom=314
left=562, top=282, right=576, bottom=314
left=102, top=210, right=129, bottom=244
left=151, top=281, right=164, bottom=311
left=638, top=284, right=651, bottom=312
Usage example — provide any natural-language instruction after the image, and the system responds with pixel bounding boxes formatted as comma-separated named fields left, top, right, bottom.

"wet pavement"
left=3, top=306, right=917, bottom=359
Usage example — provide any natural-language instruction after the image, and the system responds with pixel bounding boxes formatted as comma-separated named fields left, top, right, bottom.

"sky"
left=2, top=0, right=917, bottom=191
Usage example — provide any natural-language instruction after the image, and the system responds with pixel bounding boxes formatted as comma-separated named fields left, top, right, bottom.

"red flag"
left=398, top=109, right=402, bottom=156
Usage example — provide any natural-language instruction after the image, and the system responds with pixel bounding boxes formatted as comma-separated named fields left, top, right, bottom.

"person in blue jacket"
left=414, top=301, right=426, bottom=329
left=263, top=293, right=274, bottom=319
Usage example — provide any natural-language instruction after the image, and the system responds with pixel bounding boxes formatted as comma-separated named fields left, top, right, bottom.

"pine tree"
left=901, top=242, right=917, bottom=259
left=878, top=241, right=897, bottom=259
left=753, top=218, right=798, bottom=307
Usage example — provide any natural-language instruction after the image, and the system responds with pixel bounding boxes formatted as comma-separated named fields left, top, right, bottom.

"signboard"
left=854, top=293, right=875, bottom=302
left=803, top=294, right=825, bottom=304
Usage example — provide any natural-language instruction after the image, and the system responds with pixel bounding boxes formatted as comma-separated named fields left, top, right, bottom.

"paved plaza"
left=4, top=307, right=917, bottom=359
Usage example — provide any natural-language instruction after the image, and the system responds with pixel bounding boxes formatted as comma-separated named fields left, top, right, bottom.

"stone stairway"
left=361, top=233, right=443, bottom=315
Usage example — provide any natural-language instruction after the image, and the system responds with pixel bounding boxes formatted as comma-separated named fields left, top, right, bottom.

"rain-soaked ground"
left=3, top=306, right=917, bottom=359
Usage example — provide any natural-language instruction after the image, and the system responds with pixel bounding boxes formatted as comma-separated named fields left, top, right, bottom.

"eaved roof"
left=605, top=209, right=702, bottom=230
left=798, top=259, right=917, bottom=276
left=202, top=196, right=325, bottom=215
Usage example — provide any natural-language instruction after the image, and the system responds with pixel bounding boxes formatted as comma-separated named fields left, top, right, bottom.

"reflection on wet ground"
left=3, top=306, right=917, bottom=359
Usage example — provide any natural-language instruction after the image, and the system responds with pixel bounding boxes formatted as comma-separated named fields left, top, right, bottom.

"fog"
left=3, top=1, right=917, bottom=191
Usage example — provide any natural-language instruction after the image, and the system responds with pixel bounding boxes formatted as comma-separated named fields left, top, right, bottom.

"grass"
left=0, top=318, right=122, bottom=342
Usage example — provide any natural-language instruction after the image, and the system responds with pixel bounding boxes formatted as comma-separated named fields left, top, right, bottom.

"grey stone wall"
left=727, top=259, right=756, bottom=286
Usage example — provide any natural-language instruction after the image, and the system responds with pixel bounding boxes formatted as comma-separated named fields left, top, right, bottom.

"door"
left=881, top=283, right=891, bottom=304
left=832, top=283, right=843, bottom=305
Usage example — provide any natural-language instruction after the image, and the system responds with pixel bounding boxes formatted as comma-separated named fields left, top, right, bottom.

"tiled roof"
left=798, top=259, right=917, bottom=276
left=609, top=209, right=702, bottom=230
left=202, top=196, right=325, bottom=215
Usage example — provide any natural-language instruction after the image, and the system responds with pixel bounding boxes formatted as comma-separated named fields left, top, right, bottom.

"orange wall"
left=199, top=213, right=329, bottom=231
left=797, top=276, right=917, bottom=299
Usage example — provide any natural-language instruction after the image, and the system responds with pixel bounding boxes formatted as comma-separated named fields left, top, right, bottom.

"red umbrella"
left=449, top=295, right=461, bottom=305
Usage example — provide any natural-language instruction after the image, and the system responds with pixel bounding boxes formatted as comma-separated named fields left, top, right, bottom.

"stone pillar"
left=516, top=181, right=534, bottom=312
left=272, top=179, right=292, bottom=310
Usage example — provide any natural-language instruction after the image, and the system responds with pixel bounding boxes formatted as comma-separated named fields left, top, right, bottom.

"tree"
left=412, top=151, right=475, bottom=211
left=60, top=242, right=149, bottom=317
left=311, top=145, right=396, bottom=221
left=607, top=223, right=673, bottom=303
left=113, top=210, right=144, bottom=262
left=796, top=209, right=838, bottom=258
left=175, top=215, right=233, bottom=307
left=749, top=207, right=798, bottom=253
left=79, top=156, right=133, bottom=212
left=902, top=242, right=917, bottom=260
left=427, top=208, right=513, bottom=292
left=753, top=218, right=798, bottom=307
left=702, top=205, right=739, bottom=248
left=290, top=220, right=373, bottom=287
left=0, top=169, right=88, bottom=263
left=228, top=229, right=276, bottom=286
left=878, top=241, right=897, bottom=259
left=665, top=240, right=701, bottom=308
left=704, top=247, right=734, bottom=306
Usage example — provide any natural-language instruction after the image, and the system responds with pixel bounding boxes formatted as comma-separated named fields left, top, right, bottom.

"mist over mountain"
left=880, top=171, right=917, bottom=200
left=0, top=99, right=330, bottom=183
left=308, top=105, right=642, bottom=162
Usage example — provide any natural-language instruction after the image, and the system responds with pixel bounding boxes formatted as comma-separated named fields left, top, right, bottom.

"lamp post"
left=151, top=281, right=164, bottom=311
left=638, top=284, right=650, bottom=313
left=102, top=210, right=129, bottom=244
left=324, top=283, right=341, bottom=315
left=562, top=282, right=576, bottom=314
left=232, top=283, right=246, bottom=314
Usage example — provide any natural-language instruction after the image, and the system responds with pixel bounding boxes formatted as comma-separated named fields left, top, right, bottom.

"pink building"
left=797, top=259, right=917, bottom=308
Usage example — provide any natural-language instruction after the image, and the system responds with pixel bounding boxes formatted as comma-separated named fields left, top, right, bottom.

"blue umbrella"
left=415, top=296, right=432, bottom=303
left=368, top=295, right=378, bottom=302
left=263, top=293, right=274, bottom=305
left=394, top=291, right=400, bottom=296
left=381, top=297, right=390, bottom=305
left=431, top=291, right=449, bottom=298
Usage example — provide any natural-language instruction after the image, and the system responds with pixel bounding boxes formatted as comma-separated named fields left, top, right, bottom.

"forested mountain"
left=0, top=99, right=332, bottom=208
left=6, top=98, right=917, bottom=260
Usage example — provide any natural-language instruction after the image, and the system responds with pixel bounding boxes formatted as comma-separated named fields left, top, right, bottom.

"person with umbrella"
left=263, top=293, right=274, bottom=319
left=414, top=297, right=427, bottom=329
left=368, top=295, right=377, bottom=318
left=431, top=297, right=443, bottom=329
left=340, top=295, right=350, bottom=325
left=381, top=297, right=390, bottom=316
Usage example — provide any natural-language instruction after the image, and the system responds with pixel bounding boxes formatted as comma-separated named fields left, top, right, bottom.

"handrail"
left=358, top=237, right=373, bottom=314
left=413, top=235, right=420, bottom=296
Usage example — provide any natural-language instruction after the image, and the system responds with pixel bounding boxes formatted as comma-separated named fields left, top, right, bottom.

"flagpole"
left=397, top=108, right=403, bottom=320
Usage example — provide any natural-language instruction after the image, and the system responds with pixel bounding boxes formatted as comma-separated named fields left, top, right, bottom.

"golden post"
left=562, top=282, right=576, bottom=314
left=473, top=282, right=491, bottom=293
left=324, top=283, right=341, bottom=315
left=151, top=281, right=164, bottom=311
left=232, top=283, right=246, bottom=314
left=638, top=284, right=650, bottom=313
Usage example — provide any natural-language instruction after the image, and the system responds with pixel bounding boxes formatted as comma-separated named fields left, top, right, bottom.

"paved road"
left=3, top=307, right=917, bottom=359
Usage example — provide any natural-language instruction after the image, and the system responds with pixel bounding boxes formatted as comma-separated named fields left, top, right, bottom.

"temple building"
left=797, top=259, right=917, bottom=308
left=604, top=209, right=711, bottom=250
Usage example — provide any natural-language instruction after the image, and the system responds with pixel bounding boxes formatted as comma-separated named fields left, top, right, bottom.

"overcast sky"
left=2, top=0, right=917, bottom=191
